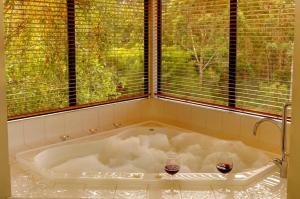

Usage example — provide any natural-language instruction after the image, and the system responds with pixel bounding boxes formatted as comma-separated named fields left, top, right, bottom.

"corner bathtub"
left=16, top=121, right=277, bottom=186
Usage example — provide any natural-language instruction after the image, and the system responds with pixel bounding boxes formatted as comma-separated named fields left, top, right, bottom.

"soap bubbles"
left=50, top=131, right=270, bottom=174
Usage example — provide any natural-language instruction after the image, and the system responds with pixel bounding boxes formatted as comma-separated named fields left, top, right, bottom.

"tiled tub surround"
left=8, top=99, right=290, bottom=159
left=7, top=98, right=290, bottom=198
left=8, top=99, right=152, bottom=161
left=148, top=99, right=291, bottom=155
left=16, top=122, right=276, bottom=185
left=11, top=121, right=287, bottom=199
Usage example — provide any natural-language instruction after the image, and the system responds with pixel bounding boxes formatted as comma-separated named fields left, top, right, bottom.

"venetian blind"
left=4, top=0, right=148, bottom=119
left=236, top=0, right=295, bottom=115
left=158, top=0, right=230, bottom=107
left=75, top=0, right=148, bottom=105
left=158, top=0, right=295, bottom=116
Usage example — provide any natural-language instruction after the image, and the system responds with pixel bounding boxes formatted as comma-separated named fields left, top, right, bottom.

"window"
left=236, top=0, right=294, bottom=115
left=75, top=0, right=148, bottom=105
left=5, top=0, right=69, bottom=118
left=4, top=0, right=148, bottom=119
left=4, top=0, right=295, bottom=119
left=157, top=0, right=295, bottom=116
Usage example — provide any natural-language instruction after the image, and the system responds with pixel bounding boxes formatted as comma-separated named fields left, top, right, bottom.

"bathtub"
left=16, top=121, right=277, bottom=186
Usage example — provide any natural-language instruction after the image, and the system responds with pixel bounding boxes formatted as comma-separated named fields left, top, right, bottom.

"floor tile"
left=82, top=184, right=116, bottom=199
left=149, top=183, right=181, bottom=199
left=9, top=162, right=287, bottom=199
left=114, top=184, right=148, bottom=199
left=246, top=172, right=287, bottom=199
left=212, top=185, right=250, bottom=199
left=180, top=185, right=215, bottom=199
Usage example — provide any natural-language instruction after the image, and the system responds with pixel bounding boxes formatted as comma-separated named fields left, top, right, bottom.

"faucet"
left=252, top=102, right=291, bottom=178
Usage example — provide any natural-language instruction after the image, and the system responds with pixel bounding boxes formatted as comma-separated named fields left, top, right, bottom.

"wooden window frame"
left=67, top=0, right=77, bottom=107
left=156, top=0, right=290, bottom=119
left=8, top=0, right=150, bottom=121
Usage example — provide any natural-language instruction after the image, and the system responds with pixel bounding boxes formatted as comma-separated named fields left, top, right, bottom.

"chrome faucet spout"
left=252, top=102, right=291, bottom=179
left=252, top=118, right=281, bottom=136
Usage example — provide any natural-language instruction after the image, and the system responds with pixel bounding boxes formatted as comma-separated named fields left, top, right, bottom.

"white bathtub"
left=16, top=121, right=277, bottom=186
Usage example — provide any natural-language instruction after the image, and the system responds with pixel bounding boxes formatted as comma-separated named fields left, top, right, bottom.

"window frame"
left=156, top=0, right=291, bottom=119
left=67, top=0, right=77, bottom=107
left=7, top=0, right=150, bottom=121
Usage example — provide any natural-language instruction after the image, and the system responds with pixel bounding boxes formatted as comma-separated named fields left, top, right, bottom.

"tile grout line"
left=81, top=183, right=87, bottom=198
left=146, top=184, right=150, bottom=199
left=210, top=185, right=218, bottom=199
left=178, top=183, right=183, bottom=199
left=112, top=184, right=118, bottom=199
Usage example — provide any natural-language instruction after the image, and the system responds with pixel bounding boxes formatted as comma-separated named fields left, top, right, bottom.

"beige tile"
left=189, top=105, right=207, bottom=132
left=10, top=164, right=40, bottom=198
left=8, top=121, right=25, bottom=158
left=44, top=113, right=65, bottom=144
left=131, top=99, right=151, bottom=123
left=180, top=185, right=215, bottom=199
left=246, top=172, right=286, bottom=199
left=149, top=99, right=165, bottom=122
left=138, top=99, right=152, bottom=121
left=146, top=98, right=160, bottom=121
left=23, top=117, right=46, bottom=148
left=65, top=110, right=85, bottom=138
left=206, top=108, right=222, bottom=136
left=175, top=103, right=195, bottom=129
left=149, top=183, right=181, bottom=199
left=124, top=101, right=142, bottom=124
left=212, top=185, right=250, bottom=199
left=144, top=98, right=154, bottom=119
left=83, top=184, right=116, bottom=199
left=144, top=99, right=162, bottom=122
left=164, top=101, right=193, bottom=129
left=51, top=183, right=86, bottom=198
left=98, top=104, right=114, bottom=131
left=23, top=182, right=56, bottom=198
left=158, top=100, right=177, bottom=124
left=115, top=184, right=148, bottom=199
left=273, top=193, right=287, bottom=199
left=113, top=103, right=124, bottom=125
left=81, top=107, right=99, bottom=134
left=221, top=111, right=241, bottom=140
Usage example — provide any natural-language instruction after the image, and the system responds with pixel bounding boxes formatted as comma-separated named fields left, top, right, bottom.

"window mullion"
left=144, top=0, right=149, bottom=95
left=157, top=0, right=162, bottom=94
left=228, top=0, right=237, bottom=107
left=67, top=0, right=77, bottom=106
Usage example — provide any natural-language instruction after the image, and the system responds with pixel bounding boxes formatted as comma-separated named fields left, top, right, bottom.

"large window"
left=158, top=0, right=295, bottom=116
left=4, top=0, right=295, bottom=118
left=4, top=0, right=148, bottom=119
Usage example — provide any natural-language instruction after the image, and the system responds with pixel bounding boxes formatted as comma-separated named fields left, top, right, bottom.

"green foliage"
left=4, top=0, right=295, bottom=117
left=161, top=0, right=294, bottom=114
left=4, top=0, right=145, bottom=117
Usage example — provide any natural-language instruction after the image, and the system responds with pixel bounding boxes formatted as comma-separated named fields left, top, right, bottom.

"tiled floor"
left=10, top=163, right=286, bottom=199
